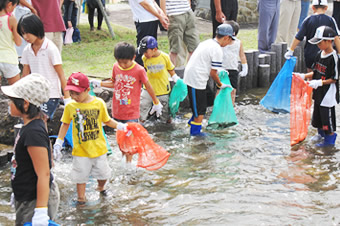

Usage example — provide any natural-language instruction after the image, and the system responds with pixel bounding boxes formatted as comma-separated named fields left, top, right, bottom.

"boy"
left=138, top=36, right=179, bottom=123
left=285, top=0, right=340, bottom=72
left=53, top=72, right=128, bottom=205
left=296, top=26, right=339, bottom=147
left=90, top=42, right=161, bottom=164
left=183, top=23, right=234, bottom=136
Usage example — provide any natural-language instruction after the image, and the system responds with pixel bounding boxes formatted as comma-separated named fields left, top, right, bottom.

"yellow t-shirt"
left=142, top=51, right=175, bottom=95
left=61, top=97, right=111, bottom=158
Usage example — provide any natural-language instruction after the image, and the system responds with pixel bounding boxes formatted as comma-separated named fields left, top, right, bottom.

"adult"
left=128, top=0, right=169, bottom=66
left=257, top=0, right=280, bottom=53
left=160, top=0, right=200, bottom=66
left=298, top=0, right=310, bottom=29
left=210, top=0, right=238, bottom=37
left=333, top=0, right=340, bottom=29
left=86, top=0, right=105, bottom=31
left=31, top=0, right=66, bottom=53
left=275, top=0, right=301, bottom=46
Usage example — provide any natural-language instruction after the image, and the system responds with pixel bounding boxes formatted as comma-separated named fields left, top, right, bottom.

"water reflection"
left=1, top=89, right=340, bottom=225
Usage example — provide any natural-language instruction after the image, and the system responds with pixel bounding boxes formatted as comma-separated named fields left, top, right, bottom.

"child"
left=139, top=35, right=179, bottom=123
left=1, top=73, right=60, bottom=225
left=285, top=0, right=340, bottom=72
left=221, top=20, right=248, bottom=105
left=183, top=24, right=233, bottom=136
left=17, top=13, right=71, bottom=120
left=53, top=72, right=128, bottom=205
left=90, top=42, right=161, bottom=164
left=296, top=26, right=339, bottom=147
left=0, top=0, right=22, bottom=85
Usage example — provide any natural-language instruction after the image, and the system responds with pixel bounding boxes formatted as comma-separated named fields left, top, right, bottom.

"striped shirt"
left=165, top=0, right=191, bottom=16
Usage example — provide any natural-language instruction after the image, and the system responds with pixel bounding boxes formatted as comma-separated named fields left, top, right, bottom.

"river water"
left=1, top=88, right=340, bottom=225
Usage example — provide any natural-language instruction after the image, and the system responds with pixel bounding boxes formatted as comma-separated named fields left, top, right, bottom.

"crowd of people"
left=0, top=0, right=340, bottom=225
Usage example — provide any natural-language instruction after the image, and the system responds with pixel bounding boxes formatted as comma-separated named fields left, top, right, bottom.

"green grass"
left=62, top=22, right=257, bottom=79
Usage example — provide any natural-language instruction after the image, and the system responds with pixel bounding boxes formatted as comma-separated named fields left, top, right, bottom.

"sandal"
left=76, top=197, right=86, bottom=206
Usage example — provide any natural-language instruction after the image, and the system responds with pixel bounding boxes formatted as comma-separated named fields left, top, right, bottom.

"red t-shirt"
left=111, top=62, right=148, bottom=120
left=32, top=0, right=66, bottom=32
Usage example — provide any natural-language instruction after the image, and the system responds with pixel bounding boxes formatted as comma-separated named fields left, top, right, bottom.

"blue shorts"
left=41, top=98, right=60, bottom=119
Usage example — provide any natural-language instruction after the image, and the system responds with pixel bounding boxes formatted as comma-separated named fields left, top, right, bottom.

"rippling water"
left=1, top=88, right=340, bottom=225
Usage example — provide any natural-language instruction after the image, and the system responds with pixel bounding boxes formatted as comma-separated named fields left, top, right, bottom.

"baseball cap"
left=312, top=0, right=327, bottom=6
left=216, top=24, right=236, bottom=39
left=1, top=73, right=50, bottom=107
left=65, top=72, right=89, bottom=92
left=138, top=36, right=158, bottom=54
left=308, top=26, right=336, bottom=44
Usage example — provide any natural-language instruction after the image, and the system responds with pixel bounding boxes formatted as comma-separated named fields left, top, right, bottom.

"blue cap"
left=216, top=24, right=235, bottom=39
left=138, top=36, right=158, bottom=54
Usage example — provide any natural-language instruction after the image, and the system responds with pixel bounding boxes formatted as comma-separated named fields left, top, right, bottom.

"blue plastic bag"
left=207, top=70, right=238, bottom=129
left=24, top=220, right=59, bottom=226
left=260, top=57, right=296, bottom=113
left=169, top=79, right=187, bottom=117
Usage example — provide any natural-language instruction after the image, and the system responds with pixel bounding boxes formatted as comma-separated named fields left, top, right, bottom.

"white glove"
left=293, top=73, right=305, bottom=80
left=90, top=79, right=101, bottom=89
left=32, top=207, right=50, bottom=226
left=308, top=79, right=323, bottom=89
left=220, top=83, right=233, bottom=89
left=10, top=193, right=15, bottom=209
left=117, top=122, right=127, bottom=132
left=171, top=74, right=180, bottom=83
left=284, top=49, right=294, bottom=59
left=239, top=64, right=248, bottom=77
left=53, top=138, right=63, bottom=161
left=63, top=97, right=71, bottom=105
left=150, top=101, right=163, bottom=117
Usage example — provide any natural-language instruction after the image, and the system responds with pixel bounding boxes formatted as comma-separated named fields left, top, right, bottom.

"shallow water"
left=1, top=88, right=340, bottom=225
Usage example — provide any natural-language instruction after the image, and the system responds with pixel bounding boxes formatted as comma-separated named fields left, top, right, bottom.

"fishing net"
left=207, top=70, right=238, bottom=129
left=116, top=123, right=170, bottom=170
left=260, top=57, right=296, bottom=113
left=290, top=74, right=313, bottom=146
left=169, top=79, right=187, bottom=117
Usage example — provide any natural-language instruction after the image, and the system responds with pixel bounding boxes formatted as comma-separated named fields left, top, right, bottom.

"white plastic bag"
left=64, top=27, right=74, bottom=45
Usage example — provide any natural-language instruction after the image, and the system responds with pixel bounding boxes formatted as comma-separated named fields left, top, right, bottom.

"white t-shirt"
left=128, top=0, right=158, bottom=23
left=183, top=39, right=223, bottom=89
left=165, top=0, right=191, bottom=16
left=222, top=38, right=240, bottom=70
left=21, top=38, right=63, bottom=98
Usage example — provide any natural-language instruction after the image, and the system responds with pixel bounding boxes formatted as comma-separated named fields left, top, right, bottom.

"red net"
left=290, top=74, right=313, bottom=146
left=116, top=123, right=170, bottom=170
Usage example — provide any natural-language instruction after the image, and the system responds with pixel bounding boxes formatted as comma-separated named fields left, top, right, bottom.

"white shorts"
left=0, top=62, right=20, bottom=78
left=70, top=154, right=112, bottom=184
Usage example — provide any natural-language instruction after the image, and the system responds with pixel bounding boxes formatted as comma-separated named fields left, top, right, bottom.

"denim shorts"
left=40, top=98, right=60, bottom=119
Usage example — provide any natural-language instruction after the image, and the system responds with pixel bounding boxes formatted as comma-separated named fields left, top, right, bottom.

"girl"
left=1, top=73, right=60, bottom=225
left=0, top=0, right=21, bottom=85
left=17, top=13, right=71, bottom=120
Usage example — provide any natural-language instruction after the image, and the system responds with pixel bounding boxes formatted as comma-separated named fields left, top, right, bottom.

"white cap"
left=308, top=26, right=336, bottom=44
left=312, top=0, right=328, bottom=6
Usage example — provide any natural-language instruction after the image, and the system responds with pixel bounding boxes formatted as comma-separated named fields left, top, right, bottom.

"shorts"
left=311, top=103, right=336, bottom=135
left=0, top=62, right=20, bottom=79
left=140, top=89, right=170, bottom=122
left=15, top=180, right=60, bottom=226
left=45, top=32, right=63, bottom=53
left=168, top=10, right=199, bottom=53
left=227, top=69, right=238, bottom=89
left=40, top=98, right=60, bottom=119
left=70, top=154, right=112, bottom=184
left=187, top=85, right=207, bottom=117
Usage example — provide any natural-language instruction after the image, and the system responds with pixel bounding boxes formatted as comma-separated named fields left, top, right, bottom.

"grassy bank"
left=62, top=23, right=257, bottom=79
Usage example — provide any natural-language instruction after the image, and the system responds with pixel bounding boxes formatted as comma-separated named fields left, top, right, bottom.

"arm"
left=210, top=69, right=222, bottom=87
left=9, top=15, right=22, bottom=46
left=101, top=79, right=115, bottom=88
left=213, top=0, right=225, bottom=23
left=168, top=69, right=176, bottom=76
left=239, top=42, right=247, bottom=64
left=54, top=65, right=70, bottom=99
left=103, top=118, right=119, bottom=129
left=57, top=123, right=70, bottom=140
left=289, top=38, right=301, bottom=52
left=334, top=36, right=340, bottom=54
left=28, top=146, right=50, bottom=208
left=19, top=0, right=37, bottom=15
left=144, top=80, right=160, bottom=104
left=66, top=1, right=75, bottom=28
left=304, top=71, right=313, bottom=80
left=22, top=64, right=31, bottom=77
left=321, top=78, right=337, bottom=85
left=139, top=0, right=169, bottom=30
left=160, top=0, right=166, bottom=15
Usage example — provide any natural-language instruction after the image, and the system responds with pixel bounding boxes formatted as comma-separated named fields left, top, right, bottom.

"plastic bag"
left=207, top=70, right=238, bottom=129
left=290, top=74, right=313, bottom=146
left=169, top=79, right=187, bottom=117
left=64, top=27, right=74, bottom=45
left=260, top=57, right=296, bottom=113
left=116, top=123, right=170, bottom=170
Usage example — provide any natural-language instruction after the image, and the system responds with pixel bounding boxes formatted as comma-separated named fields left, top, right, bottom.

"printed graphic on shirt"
left=114, top=74, right=136, bottom=105
left=73, top=108, right=100, bottom=144
left=146, top=63, right=165, bottom=74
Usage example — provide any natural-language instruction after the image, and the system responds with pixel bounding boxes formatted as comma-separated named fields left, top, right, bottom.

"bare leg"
left=97, top=179, right=107, bottom=192
left=77, top=183, right=86, bottom=201
left=125, top=153, right=132, bottom=163
left=231, top=89, right=236, bottom=106
left=194, top=115, right=204, bottom=123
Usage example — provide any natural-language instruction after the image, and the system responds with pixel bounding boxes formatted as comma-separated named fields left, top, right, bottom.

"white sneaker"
left=310, top=134, right=323, bottom=142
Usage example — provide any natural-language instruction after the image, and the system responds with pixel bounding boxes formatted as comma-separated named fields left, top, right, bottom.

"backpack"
left=72, top=27, right=81, bottom=43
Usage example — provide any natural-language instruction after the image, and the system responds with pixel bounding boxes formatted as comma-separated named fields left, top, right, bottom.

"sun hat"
left=308, top=26, right=336, bottom=45
left=312, top=0, right=328, bottom=6
left=1, top=73, right=50, bottom=107
left=216, top=24, right=235, bottom=40
left=138, top=36, right=158, bottom=54
left=65, top=72, right=89, bottom=92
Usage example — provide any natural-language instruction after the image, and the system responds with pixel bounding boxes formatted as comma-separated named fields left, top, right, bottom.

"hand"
left=308, top=79, right=323, bottom=89
left=90, top=79, right=101, bottom=89
left=53, top=138, right=63, bottom=161
left=239, top=64, right=248, bottom=77
left=63, top=97, right=71, bottom=105
left=171, top=74, right=180, bottom=83
left=220, top=83, right=232, bottom=89
left=32, top=207, right=50, bottom=226
left=293, top=73, right=305, bottom=80
left=284, top=49, right=294, bottom=59
left=150, top=101, right=163, bottom=117
left=215, top=11, right=226, bottom=23
left=68, top=21, right=72, bottom=28
left=117, top=122, right=127, bottom=132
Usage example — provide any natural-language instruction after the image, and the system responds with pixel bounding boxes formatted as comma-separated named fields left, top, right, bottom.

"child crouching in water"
left=1, top=73, right=59, bottom=225
left=53, top=72, right=128, bottom=205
